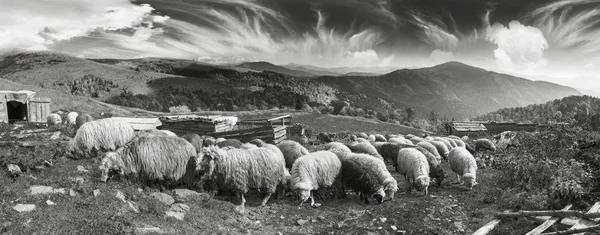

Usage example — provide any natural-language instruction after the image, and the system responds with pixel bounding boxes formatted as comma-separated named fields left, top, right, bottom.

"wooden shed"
left=445, top=121, right=488, bottom=137
left=0, top=90, right=50, bottom=124
left=109, top=117, right=162, bottom=131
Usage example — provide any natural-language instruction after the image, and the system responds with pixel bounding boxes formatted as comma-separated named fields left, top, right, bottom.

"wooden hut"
left=445, top=121, right=488, bottom=137
left=109, top=117, right=162, bottom=131
left=0, top=90, right=50, bottom=124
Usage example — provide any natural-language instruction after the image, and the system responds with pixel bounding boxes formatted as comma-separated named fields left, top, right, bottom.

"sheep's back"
left=290, top=151, right=341, bottom=190
left=448, top=147, right=477, bottom=176
left=215, top=148, right=285, bottom=193
left=397, top=149, right=430, bottom=180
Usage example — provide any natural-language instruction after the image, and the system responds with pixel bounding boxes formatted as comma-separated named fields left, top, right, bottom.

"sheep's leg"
left=309, top=191, right=315, bottom=207
left=452, top=174, right=461, bottom=184
left=235, top=193, right=246, bottom=213
left=261, top=192, right=272, bottom=206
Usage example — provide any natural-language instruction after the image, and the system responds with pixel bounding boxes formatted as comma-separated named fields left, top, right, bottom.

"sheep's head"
left=99, top=152, right=122, bottom=182
left=292, top=182, right=312, bottom=203
left=414, top=176, right=431, bottom=195
left=197, top=147, right=218, bottom=180
left=463, top=174, right=477, bottom=190
left=249, top=139, right=266, bottom=147
left=383, top=178, right=398, bottom=201
left=372, top=188, right=386, bottom=204
left=430, top=167, right=446, bottom=186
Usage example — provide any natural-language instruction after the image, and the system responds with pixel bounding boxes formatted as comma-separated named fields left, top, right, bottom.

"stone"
left=454, top=221, right=465, bottom=231
left=7, top=164, right=22, bottom=176
left=50, top=131, right=61, bottom=140
left=54, top=188, right=66, bottom=194
left=71, top=177, right=84, bottom=184
left=169, top=203, right=190, bottom=213
left=13, top=204, right=36, bottom=212
left=173, top=189, right=204, bottom=199
left=93, top=189, right=101, bottom=197
left=391, top=226, right=397, bottom=231
left=150, top=192, right=175, bottom=205
left=380, top=218, right=387, bottom=223
left=69, top=189, right=77, bottom=197
left=29, top=185, right=55, bottom=195
left=127, top=201, right=140, bottom=213
left=77, top=165, right=89, bottom=172
left=396, top=230, right=406, bottom=235
left=297, top=219, right=309, bottom=226
left=134, top=223, right=163, bottom=234
left=42, top=160, right=52, bottom=167
left=165, top=211, right=186, bottom=221
left=115, top=190, right=126, bottom=202
left=46, top=200, right=55, bottom=206
left=317, top=216, right=326, bottom=221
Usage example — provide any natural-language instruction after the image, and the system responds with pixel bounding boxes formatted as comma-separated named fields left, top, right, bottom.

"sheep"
left=414, top=146, right=445, bottom=187
left=47, top=113, right=62, bottom=126
left=240, top=143, right=259, bottom=150
left=159, top=130, right=178, bottom=137
left=358, top=133, right=369, bottom=139
left=427, top=140, right=450, bottom=161
left=289, top=151, right=342, bottom=206
left=356, top=138, right=369, bottom=143
left=372, top=142, right=386, bottom=154
left=384, top=134, right=398, bottom=140
left=202, top=136, right=217, bottom=147
left=368, top=134, right=376, bottom=143
left=217, top=139, right=243, bottom=149
left=197, top=145, right=286, bottom=211
left=75, top=113, right=93, bottom=129
left=475, top=138, right=497, bottom=152
left=444, top=137, right=458, bottom=148
left=65, top=112, right=79, bottom=125
left=135, top=129, right=172, bottom=138
left=379, top=142, right=416, bottom=169
left=317, top=132, right=332, bottom=143
left=409, top=137, right=424, bottom=145
left=340, top=153, right=398, bottom=204
left=448, top=135, right=461, bottom=140
left=434, top=137, right=453, bottom=151
left=405, top=134, right=415, bottom=139
left=374, top=134, right=387, bottom=142
left=461, top=136, right=469, bottom=142
left=277, top=140, right=310, bottom=169
left=325, top=142, right=352, bottom=160
left=448, top=147, right=478, bottom=190
left=397, top=148, right=430, bottom=195
left=181, top=133, right=203, bottom=153
left=99, top=135, right=197, bottom=192
left=416, top=142, right=442, bottom=161
left=346, top=142, right=385, bottom=162
left=215, top=138, right=227, bottom=143
left=453, top=138, right=466, bottom=148
left=69, top=118, right=136, bottom=158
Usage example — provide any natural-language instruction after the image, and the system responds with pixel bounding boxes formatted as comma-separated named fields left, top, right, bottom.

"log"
left=569, top=202, right=600, bottom=235
left=496, top=211, right=600, bottom=219
left=526, top=205, right=573, bottom=235
left=540, top=225, right=600, bottom=235
left=472, top=219, right=502, bottom=235
left=534, top=217, right=596, bottom=227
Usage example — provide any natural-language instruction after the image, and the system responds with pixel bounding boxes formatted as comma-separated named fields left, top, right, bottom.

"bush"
left=169, top=105, right=191, bottom=114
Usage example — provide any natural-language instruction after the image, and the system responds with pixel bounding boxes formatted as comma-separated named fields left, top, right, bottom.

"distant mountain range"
left=0, top=52, right=582, bottom=119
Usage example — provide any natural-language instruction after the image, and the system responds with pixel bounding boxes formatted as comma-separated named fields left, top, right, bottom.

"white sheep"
left=427, top=140, right=450, bottom=161
left=346, top=142, right=385, bottom=162
left=69, top=118, right=136, bottom=158
left=368, top=134, right=376, bottom=143
left=325, top=142, right=353, bottom=160
left=65, top=112, right=79, bottom=125
left=75, top=113, right=93, bottom=129
left=46, top=113, right=62, bottom=126
left=475, top=138, right=497, bottom=152
left=374, top=134, right=387, bottom=142
left=434, top=137, right=453, bottom=151
left=340, top=153, right=398, bottom=204
left=197, top=145, right=286, bottom=211
left=289, top=151, right=342, bottom=206
left=397, top=148, right=430, bottom=195
left=448, top=147, right=478, bottom=190
left=416, top=142, right=442, bottom=161
left=409, top=136, right=424, bottom=145
left=358, top=132, right=369, bottom=139
left=277, top=140, right=310, bottom=169
left=444, top=137, right=458, bottom=148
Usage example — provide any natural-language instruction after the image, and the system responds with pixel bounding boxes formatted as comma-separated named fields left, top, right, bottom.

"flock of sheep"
left=54, top=112, right=498, bottom=212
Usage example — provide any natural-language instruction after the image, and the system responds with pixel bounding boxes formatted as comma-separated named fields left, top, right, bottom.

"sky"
left=2, top=0, right=600, bottom=91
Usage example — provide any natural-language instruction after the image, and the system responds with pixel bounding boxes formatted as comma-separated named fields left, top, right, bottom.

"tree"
left=429, top=111, right=439, bottom=124
left=405, top=108, right=415, bottom=122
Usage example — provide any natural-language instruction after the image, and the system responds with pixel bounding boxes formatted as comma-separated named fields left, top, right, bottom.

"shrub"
left=169, top=105, right=191, bottom=114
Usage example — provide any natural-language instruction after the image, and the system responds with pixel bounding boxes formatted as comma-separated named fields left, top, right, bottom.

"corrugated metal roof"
left=448, top=122, right=487, bottom=132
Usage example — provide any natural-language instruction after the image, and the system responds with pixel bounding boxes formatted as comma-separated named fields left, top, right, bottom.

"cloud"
left=410, top=11, right=459, bottom=51
left=485, top=20, right=549, bottom=71
left=429, top=50, right=456, bottom=64
left=0, top=0, right=156, bottom=53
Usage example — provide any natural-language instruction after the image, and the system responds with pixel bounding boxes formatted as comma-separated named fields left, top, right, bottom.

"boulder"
left=150, top=192, right=174, bottom=205
left=13, top=204, right=36, bottom=212
left=29, top=185, right=55, bottom=195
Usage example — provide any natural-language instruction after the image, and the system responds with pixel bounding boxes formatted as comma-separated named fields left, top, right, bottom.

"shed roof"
left=159, top=115, right=238, bottom=126
left=0, top=90, right=36, bottom=103
left=448, top=122, right=487, bottom=132
left=109, top=117, right=162, bottom=131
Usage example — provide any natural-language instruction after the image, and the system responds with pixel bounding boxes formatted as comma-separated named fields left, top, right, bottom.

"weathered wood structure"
left=0, top=90, right=50, bottom=124
left=109, top=117, right=162, bottom=131
left=483, top=122, right=549, bottom=135
left=445, top=121, right=488, bottom=137
left=158, top=114, right=289, bottom=144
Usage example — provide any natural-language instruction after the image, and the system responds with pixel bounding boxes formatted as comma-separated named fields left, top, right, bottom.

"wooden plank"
left=534, top=217, right=596, bottom=227
left=496, top=211, right=600, bottom=219
left=473, top=210, right=511, bottom=235
left=568, top=202, right=600, bottom=235
left=527, top=205, right=573, bottom=235
left=541, top=225, right=600, bottom=235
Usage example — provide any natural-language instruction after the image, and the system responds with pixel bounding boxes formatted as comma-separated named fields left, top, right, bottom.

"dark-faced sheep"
left=75, top=113, right=93, bottom=129
left=99, top=135, right=197, bottom=191
left=340, top=153, right=398, bottom=204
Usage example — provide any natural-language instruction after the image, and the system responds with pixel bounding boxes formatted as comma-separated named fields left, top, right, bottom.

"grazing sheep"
left=75, top=113, right=94, bottom=129
left=461, top=136, right=469, bottom=142
left=325, top=142, right=353, bottom=160
left=159, top=130, right=178, bottom=137
left=448, top=147, right=478, bottom=190
left=397, top=148, right=431, bottom=195
left=181, top=133, right=203, bottom=153
left=368, top=134, right=376, bottom=143
left=372, top=142, right=386, bottom=154
left=69, top=118, right=136, bottom=158
left=202, top=136, right=217, bottom=147
left=427, top=140, right=450, bottom=161
left=289, top=151, right=342, bottom=206
left=277, top=140, right=310, bottom=169
left=444, top=137, right=458, bottom=148
left=358, top=133, right=369, bottom=139
left=197, top=145, right=286, bottom=211
left=416, top=142, right=442, bottom=160
left=99, top=135, right=197, bottom=191
left=217, top=139, right=243, bottom=149
left=453, top=138, right=466, bottom=148
left=475, top=138, right=497, bottom=152
left=374, top=134, right=387, bottom=142
left=465, top=142, right=476, bottom=154
left=379, top=143, right=416, bottom=169
left=434, top=137, right=453, bottom=151
left=317, top=132, right=332, bottom=143
left=405, top=134, right=415, bottom=139
left=135, top=129, right=172, bottom=138
left=340, top=153, right=398, bottom=204
left=409, top=137, right=424, bottom=145
left=414, top=146, right=445, bottom=186
left=248, top=138, right=267, bottom=147
left=65, top=112, right=79, bottom=125
left=346, top=142, right=385, bottom=162
left=448, top=135, right=461, bottom=140
left=47, top=113, right=62, bottom=126
left=356, top=138, right=369, bottom=143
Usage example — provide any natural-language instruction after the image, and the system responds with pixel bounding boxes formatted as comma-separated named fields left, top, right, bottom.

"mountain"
left=315, top=61, right=582, bottom=119
left=283, top=64, right=400, bottom=76
left=476, top=95, right=600, bottom=130
left=236, top=61, right=315, bottom=77
left=576, top=88, right=600, bottom=97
